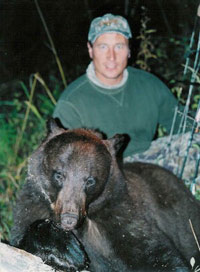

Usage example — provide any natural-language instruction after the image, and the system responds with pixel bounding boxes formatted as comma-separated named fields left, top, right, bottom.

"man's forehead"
left=94, top=32, right=129, bottom=44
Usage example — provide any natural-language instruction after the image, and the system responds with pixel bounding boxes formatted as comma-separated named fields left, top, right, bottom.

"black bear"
left=11, top=119, right=200, bottom=271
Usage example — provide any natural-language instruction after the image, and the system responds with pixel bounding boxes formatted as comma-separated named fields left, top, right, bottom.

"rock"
left=0, top=242, right=90, bottom=272
left=0, top=241, right=55, bottom=272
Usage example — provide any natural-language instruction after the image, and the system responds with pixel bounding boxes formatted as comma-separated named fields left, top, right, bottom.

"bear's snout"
left=61, top=213, right=79, bottom=230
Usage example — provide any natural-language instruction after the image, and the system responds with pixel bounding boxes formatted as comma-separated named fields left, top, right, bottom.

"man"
left=53, top=13, right=199, bottom=183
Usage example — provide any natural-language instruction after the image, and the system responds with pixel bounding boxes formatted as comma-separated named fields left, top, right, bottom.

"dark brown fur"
left=11, top=120, right=200, bottom=271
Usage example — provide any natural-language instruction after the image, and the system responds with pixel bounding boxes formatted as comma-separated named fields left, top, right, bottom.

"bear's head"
left=28, top=119, right=126, bottom=231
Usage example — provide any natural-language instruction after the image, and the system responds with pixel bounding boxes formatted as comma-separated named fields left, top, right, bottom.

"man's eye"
left=115, top=44, right=124, bottom=50
left=97, top=44, right=108, bottom=50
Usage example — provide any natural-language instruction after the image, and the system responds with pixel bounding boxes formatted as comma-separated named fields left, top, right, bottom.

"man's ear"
left=87, top=42, right=93, bottom=59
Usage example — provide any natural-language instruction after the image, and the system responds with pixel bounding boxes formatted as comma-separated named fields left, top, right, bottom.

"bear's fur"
left=11, top=120, right=200, bottom=271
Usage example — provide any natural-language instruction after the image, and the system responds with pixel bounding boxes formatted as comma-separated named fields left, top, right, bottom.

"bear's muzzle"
left=61, top=213, right=79, bottom=230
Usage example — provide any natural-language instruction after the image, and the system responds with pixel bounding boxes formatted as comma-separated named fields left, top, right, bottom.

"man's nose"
left=107, top=47, right=116, bottom=60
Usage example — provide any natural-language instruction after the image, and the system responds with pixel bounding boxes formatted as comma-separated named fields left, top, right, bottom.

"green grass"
left=0, top=76, right=60, bottom=241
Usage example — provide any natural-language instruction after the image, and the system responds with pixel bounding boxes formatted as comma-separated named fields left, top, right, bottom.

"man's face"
left=88, top=33, right=130, bottom=86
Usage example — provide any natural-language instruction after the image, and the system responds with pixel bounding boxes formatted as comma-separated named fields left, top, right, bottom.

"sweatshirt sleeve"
left=53, top=100, right=83, bottom=129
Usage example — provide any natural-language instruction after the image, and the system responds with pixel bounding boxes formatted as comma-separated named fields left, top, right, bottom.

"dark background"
left=0, top=0, right=199, bottom=97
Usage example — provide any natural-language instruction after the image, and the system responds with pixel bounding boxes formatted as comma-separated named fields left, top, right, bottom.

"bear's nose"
left=61, top=213, right=78, bottom=230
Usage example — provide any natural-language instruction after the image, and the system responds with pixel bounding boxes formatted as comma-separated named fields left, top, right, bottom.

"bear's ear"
left=104, top=134, right=130, bottom=156
left=47, top=118, right=66, bottom=136
left=109, top=134, right=126, bottom=153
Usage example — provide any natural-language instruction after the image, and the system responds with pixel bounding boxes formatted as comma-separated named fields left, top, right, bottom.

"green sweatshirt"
left=53, top=67, right=180, bottom=157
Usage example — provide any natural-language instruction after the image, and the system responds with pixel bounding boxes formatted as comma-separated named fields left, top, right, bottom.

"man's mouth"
left=105, top=64, right=117, bottom=70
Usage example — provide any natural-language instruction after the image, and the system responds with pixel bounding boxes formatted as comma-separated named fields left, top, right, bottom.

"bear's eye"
left=85, top=177, right=96, bottom=192
left=52, top=171, right=63, bottom=188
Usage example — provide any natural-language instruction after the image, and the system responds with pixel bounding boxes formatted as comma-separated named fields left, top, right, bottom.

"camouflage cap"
left=88, top=13, right=132, bottom=43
